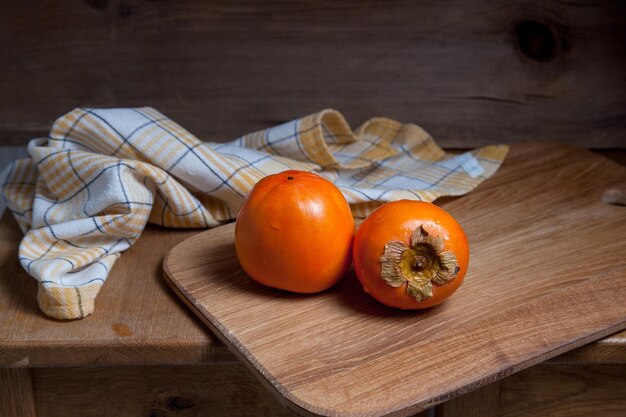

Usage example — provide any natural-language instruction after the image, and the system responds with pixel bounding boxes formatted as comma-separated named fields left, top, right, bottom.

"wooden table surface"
left=1, top=147, right=625, bottom=417
left=1, top=188, right=625, bottom=369
left=0, top=214, right=222, bottom=367
left=0, top=214, right=626, bottom=367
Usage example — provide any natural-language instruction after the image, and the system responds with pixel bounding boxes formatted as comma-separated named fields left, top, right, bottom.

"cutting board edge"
left=162, top=267, right=327, bottom=417
left=414, top=320, right=626, bottom=413
left=163, top=263, right=626, bottom=417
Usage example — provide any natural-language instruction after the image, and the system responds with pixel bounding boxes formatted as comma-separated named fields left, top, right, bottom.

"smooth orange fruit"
left=235, top=170, right=354, bottom=293
left=353, top=200, right=469, bottom=309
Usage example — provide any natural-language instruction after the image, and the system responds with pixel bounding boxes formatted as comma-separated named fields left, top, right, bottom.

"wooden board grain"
left=32, top=364, right=293, bottom=417
left=0, top=368, right=36, bottom=417
left=164, top=143, right=626, bottom=417
left=1, top=1, right=625, bottom=148
left=498, top=364, right=626, bottom=417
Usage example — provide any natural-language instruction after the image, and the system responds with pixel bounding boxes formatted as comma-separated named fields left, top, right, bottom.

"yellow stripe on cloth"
left=0, top=108, right=508, bottom=320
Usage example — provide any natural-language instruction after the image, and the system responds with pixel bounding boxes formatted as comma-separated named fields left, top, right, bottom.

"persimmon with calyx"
left=353, top=200, right=469, bottom=309
left=235, top=170, right=354, bottom=293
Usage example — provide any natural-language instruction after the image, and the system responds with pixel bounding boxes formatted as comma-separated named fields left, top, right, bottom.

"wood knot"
left=514, top=20, right=563, bottom=62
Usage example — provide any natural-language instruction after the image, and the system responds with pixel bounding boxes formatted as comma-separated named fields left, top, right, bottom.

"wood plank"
left=164, top=143, right=626, bottom=416
left=436, top=381, right=501, bottom=417
left=1, top=1, right=624, bottom=148
left=0, top=213, right=224, bottom=367
left=33, top=364, right=292, bottom=417
left=0, top=368, right=37, bottom=417
left=498, top=364, right=626, bottom=417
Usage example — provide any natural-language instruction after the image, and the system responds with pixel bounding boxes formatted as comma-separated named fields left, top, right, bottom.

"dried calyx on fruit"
left=380, top=225, right=459, bottom=302
left=353, top=200, right=469, bottom=310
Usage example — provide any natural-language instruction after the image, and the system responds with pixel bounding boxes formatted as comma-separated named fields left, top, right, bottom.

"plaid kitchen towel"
left=1, top=108, right=508, bottom=320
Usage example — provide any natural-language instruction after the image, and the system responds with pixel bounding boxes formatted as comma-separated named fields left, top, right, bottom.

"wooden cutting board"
left=163, top=143, right=626, bottom=417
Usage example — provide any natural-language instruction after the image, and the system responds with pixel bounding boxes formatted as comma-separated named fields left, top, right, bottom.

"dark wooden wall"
left=1, top=0, right=625, bottom=148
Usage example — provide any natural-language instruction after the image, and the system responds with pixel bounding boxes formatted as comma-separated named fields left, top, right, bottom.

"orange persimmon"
left=353, top=200, right=469, bottom=309
left=235, top=170, right=354, bottom=293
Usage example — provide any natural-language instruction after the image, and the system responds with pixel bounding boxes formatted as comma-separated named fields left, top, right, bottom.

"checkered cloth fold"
left=1, top=108, right=508, bottom=320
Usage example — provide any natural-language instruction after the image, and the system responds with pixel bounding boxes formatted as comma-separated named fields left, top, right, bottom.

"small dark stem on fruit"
left=412, top=256, right=428, bottom=271
left=287, top=176, right=294, bottom=180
